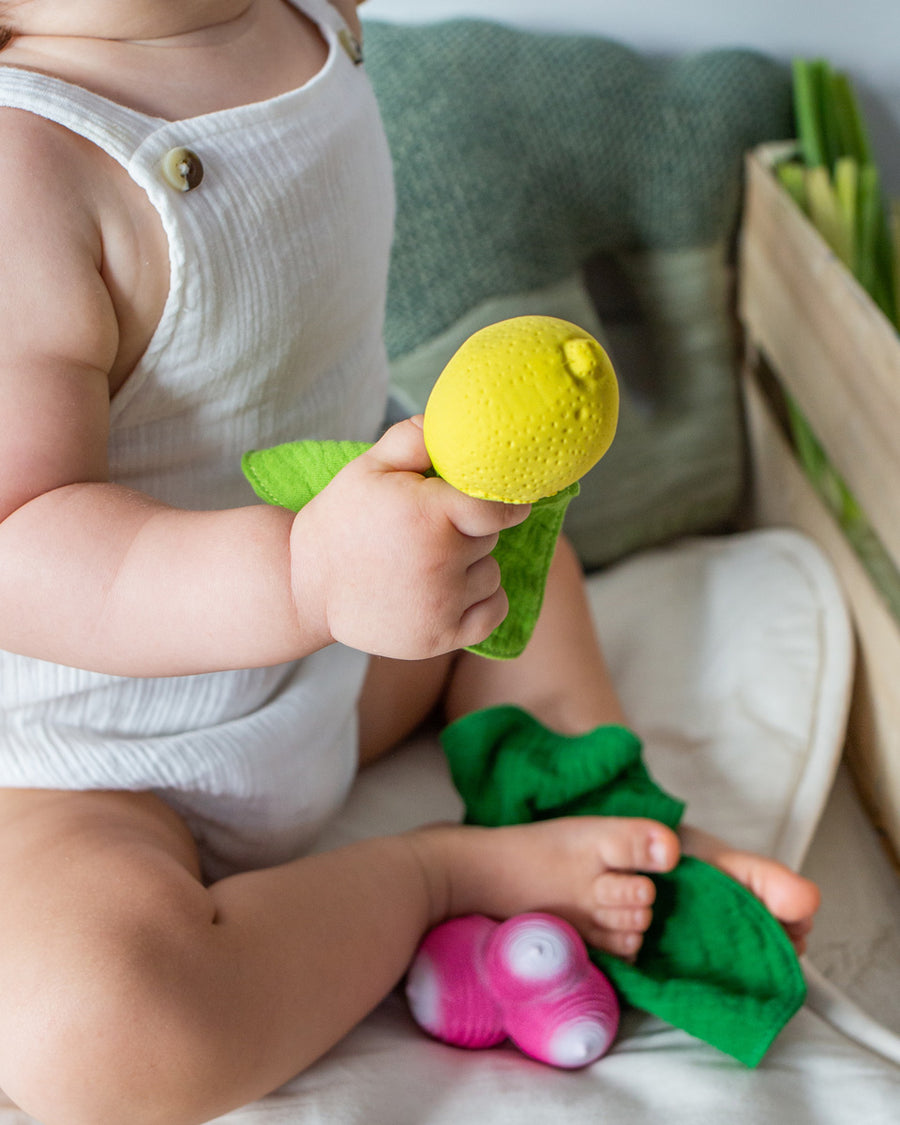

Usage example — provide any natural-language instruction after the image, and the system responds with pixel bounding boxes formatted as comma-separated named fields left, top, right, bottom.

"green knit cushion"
left=364, top=20, right=793, bottom=566
left=365, top=19, right=791, bottom=358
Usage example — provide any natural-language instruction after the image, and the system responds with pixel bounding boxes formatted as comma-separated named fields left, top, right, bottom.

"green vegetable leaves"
left=778, top=58, right=898, bottom=328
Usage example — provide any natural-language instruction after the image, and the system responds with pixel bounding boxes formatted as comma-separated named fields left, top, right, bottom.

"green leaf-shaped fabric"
left=241, top=441, right=577, bottom=659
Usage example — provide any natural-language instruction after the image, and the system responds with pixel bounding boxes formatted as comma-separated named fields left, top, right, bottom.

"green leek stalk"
left=786, top=57, right=897, bottom=330
left=777, top=57, right=900, bottom=629
left=892, top=199, right=900, bottom=330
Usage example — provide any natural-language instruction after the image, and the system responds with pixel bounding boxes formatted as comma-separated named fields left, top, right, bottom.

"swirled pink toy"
left=405, top=913, right=620, bottom=1068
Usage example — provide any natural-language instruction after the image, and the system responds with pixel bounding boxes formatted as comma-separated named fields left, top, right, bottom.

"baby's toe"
left=594, top=904, right=653, bottom=932
left=586, top=880, right=657, bottom=961
left=590, top=817, right=680, bottom=876
left=594, top=871, right=656, bottom=909
left=764, top=872, right=821, bottom=928
left=781, top=914, right=816, bottom=955
left=585, top=925, right=645, bottom=961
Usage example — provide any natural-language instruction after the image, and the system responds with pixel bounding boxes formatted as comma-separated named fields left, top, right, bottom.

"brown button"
left=338, top=28, right=364, bottom=65
left=161, top=147, right=204, bottom=192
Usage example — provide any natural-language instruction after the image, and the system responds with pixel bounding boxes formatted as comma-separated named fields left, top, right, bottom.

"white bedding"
left=2, top=529, right=898, bottom=1122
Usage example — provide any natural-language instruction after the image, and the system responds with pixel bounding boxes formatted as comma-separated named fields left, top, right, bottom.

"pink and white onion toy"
left=405, top=913, right=620, bottom=1068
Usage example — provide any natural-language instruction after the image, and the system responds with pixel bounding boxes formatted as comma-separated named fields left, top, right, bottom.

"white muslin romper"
left=0, top=0, right=395, bottom=879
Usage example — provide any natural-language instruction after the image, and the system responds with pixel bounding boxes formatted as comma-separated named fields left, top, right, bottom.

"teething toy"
left=423, top=316, right=618, bottom=504
left=242, top=316, right=619, bottom=658
left=406, top=913, right=620, bottom=1068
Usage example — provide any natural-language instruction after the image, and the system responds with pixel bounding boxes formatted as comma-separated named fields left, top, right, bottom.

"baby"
left=0, top=2, right=819, bottom=1123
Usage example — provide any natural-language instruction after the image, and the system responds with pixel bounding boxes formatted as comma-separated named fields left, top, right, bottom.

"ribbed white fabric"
left=0, top=0, right=394, bottom=878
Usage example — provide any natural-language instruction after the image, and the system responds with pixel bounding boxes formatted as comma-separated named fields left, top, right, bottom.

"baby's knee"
left=0, top=903, right=217, bottom=1125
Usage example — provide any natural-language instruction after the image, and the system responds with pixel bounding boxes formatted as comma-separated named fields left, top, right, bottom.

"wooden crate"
left=739, top=143, right=900, bottom=860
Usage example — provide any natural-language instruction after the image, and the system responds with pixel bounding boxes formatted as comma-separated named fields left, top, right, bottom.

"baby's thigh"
left=0, top=787, right=203, bottom=898
left=0, top=789, right=207, bottom=1101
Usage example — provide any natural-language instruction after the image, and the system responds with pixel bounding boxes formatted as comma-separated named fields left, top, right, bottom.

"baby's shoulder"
left=0, top=101, right=106, bottom=279
left=0, top=98, right=110, bottom=216
left=0, top=97, right=90, bottom=182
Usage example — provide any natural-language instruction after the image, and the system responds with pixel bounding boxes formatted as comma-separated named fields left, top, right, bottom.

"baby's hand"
left=288, top=418, right=531, bottom=659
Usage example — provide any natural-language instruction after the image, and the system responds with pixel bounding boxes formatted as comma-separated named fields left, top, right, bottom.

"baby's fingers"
left=465, top=553, right=503, bottom=606
left=365, top=415, right=433, bottom=476
left=366, top=418, right=531, bottom=538
left=441, top=528, right=508, bottom=651
left=440, top=485, right=531, bottom=539
left=456, top=582, right=509, bottom=651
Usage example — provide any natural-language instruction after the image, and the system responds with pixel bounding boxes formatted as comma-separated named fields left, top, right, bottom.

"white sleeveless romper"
left=0, top=0, right=395, bottom=879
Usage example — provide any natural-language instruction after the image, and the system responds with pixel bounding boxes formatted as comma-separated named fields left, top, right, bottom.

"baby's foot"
left=679, top=825, right=820, bottom=953
left=408, top=815, right=681, bottom=961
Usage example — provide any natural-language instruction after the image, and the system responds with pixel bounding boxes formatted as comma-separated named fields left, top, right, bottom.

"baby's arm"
left=0, top=111, right=301, bottom=674
left=0, top=111, right=521, bottom=676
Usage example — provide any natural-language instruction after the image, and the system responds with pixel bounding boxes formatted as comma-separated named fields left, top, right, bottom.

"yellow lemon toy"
left=243, top=315, right=619, bottom=659
left=423, top=315, right=619, bottom=504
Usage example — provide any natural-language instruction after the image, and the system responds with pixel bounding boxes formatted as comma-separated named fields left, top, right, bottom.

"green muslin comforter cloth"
left=441, top=705, right=807, bottom=1067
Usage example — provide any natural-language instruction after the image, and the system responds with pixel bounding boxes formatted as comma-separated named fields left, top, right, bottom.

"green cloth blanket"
left=242, top=440, right=576, bottom=659
left=441, top=706, right=807, bottom=1067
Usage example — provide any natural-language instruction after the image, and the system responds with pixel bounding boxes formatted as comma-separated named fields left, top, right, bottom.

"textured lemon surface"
left=423, top=316, right=619, bottom=503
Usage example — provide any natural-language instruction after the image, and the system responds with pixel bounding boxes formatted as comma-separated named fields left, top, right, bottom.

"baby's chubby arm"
left=0, top=111, right=524, bottom=676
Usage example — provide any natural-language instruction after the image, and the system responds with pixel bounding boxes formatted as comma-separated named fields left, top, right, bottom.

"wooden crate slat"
left=743, top=368, right=900, bottom=858
left=739, top=145, right=900, bottom=569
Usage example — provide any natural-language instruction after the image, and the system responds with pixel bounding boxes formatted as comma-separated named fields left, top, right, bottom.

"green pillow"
left=364, top=19, right=793, bottom=566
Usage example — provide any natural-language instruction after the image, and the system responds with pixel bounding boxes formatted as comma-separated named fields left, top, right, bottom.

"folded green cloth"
left=441, top=705, right=807, bottom=1067
left=242, top=441, right=577, bottom=659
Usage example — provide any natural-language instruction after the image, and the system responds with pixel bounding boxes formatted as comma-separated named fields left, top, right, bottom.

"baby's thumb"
left=367, top=416, right=433, bottom=477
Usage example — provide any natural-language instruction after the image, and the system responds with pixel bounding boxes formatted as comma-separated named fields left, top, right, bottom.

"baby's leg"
left=358, top=536, right=666, bottom=955
left=0, top=788, right=676, bottom=1125
left=360, top=535, right=820, bottom=954
left=446, top=537, right=822, bottom=950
